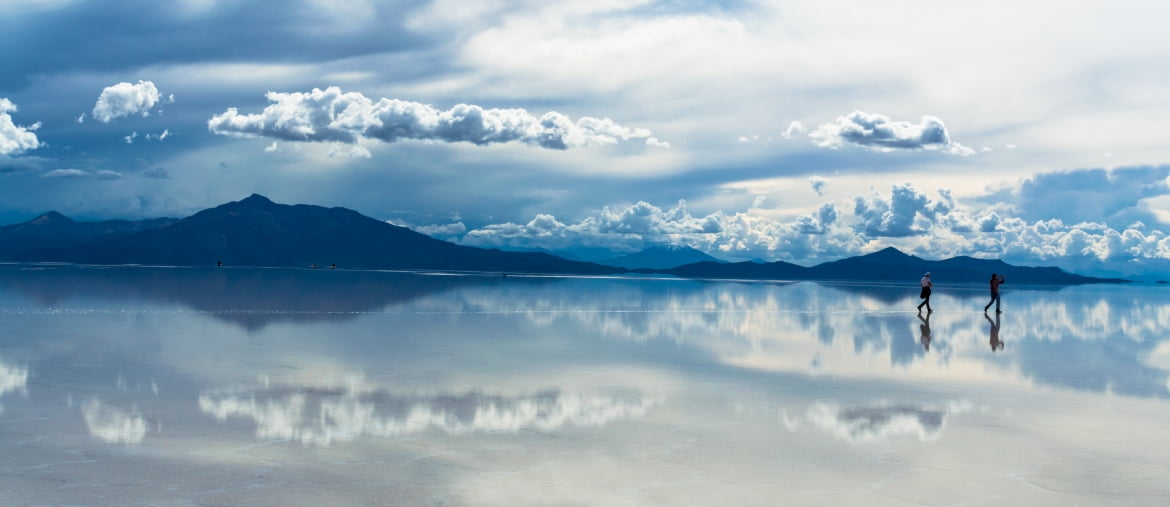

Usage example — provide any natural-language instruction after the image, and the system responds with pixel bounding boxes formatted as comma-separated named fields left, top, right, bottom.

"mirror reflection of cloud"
left=781, top=400, right=973, bottom=444
left=199, top=378, right=656, bottom=447
left=80, top=398, right=148, bottom=445
left=0, top=360, right=29, bottom=416
left=441, top=280, right=1170, bottom=398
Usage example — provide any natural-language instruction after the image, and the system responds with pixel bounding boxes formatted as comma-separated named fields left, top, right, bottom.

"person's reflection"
left=917, top=312, right=932, bottom=351
left=985, top=312, right=1004, bottom=351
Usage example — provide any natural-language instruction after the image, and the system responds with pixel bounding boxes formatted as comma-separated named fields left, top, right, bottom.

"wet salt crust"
left=1, top=265, right=1168, bottom=505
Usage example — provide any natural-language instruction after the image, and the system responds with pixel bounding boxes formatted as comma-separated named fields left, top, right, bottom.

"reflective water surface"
left=1, top=265, right=1169, bottom=505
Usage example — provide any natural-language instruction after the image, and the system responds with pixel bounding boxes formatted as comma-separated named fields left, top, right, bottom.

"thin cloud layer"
left=0, top=98, right=41, bottom=156
left=810, top=111, right=974, bottom=156
left=91, top=80, right=162, bottom=123
left=208, top=86, right=663, bottom=151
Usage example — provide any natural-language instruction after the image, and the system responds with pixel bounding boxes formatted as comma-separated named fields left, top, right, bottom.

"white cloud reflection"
left=792, top=400, right=973, bottom=444
left=0, top=360, right=29, bottom=416
left=199, top=380, right=655, bottom=447
left=81, top=398, right=147, bottom=445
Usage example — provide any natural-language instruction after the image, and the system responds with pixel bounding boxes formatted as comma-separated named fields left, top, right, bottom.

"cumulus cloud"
left=92, top=80, right=162, bottom=123
left=0, top=98, right=41, bottom=156
left=810, top=111, right=974, bottom=156
left=409, top=165, right=1170, bottom=276
left=461, top=197, right=864, bottom=263
left=208, top=86, right=661, bottom=151
left=853, top=183, right=950, bottom=237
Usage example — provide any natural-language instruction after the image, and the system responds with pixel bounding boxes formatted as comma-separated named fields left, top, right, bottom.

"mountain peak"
left=865, top=246, right=911, bottom=259
left=30, top=211, right=74, bottom=225
left=239, top=194, right=275, bottom=206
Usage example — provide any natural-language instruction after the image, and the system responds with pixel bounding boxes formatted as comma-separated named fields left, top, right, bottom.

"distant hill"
left=0, top=197, right=1125, bottom=284
left=654, top=247, right=1124, bottom=285
left=0, top=194, right=619, bottom=275
left=0, top=211, right=177, bottom=258
left=806, top=247, right=1118, bottom=284
left=603, top=245, right=724, bottom=269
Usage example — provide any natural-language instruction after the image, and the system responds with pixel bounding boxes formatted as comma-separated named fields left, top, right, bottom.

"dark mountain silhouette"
left=654, top=246, right=1123, bottom=284
left=806, top=247, right=1116, bottom=284
left=603, top=245, right=724, bottom=269
left=0, top=194, right=618, bottom=274
left=0, top=197, right=1125, bottom=284
left=0, top=211, right=177, bottom=257
left=0, top=264, right=535, bottom=331
left=658, top=259, right=808, bottom=280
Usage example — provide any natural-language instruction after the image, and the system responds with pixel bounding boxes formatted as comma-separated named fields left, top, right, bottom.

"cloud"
left=461, top=197, right=864, bottom=263
left=41, top=168, right=88, bottom=178
left=0, top=98, right=42, bottom=156
left=141, top=167, right=169, bottom=179
left=0, top=361, right=28, bottom=417
left=208, top=86, right=662, bottom=151
left=782, top=121, right=806, bottom=139
left=200, top=384, right=654, bottom=447
left=144, top=129, right=171, bottom=141
left=92, top=80, right=162, bottom=123
left=123, top=132, right=138, bottom=144
left=796, top=202, right=839, bottom=234
left=1009, top=166, right=1170, bottom=228
left=810, top=111, right=974, bottom=156
left=96, top=169, right=123, bottom=180
left=800, top=401, right=971, bottom=444
left=853, top=183, right=953, bottom=237
left=81, top=398, right=147, bottom=445
left=401, top=221, right=467, bottom=238
left=809, top=176, right=828, bottom=196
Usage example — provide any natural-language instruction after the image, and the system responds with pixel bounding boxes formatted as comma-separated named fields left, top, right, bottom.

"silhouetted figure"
left=917, top=272, right=933, bottom=313
left=984, top=273, right=1005, bottom=313
left=918, top=311, right=933, bottom=351
left=985, top=312, right=1004, bottom=351
left=330, top=263, right=336, bottom=270
left=216, top=260, right=221, bottom=267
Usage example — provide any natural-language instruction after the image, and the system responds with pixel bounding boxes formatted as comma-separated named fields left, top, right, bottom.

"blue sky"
left=2, top=0, right=1170, bottom=276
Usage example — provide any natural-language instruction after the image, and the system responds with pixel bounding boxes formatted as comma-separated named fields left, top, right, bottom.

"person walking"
left=984, top=273, right=1005, bottom=313
left=917, top=272, right=932, bottom=313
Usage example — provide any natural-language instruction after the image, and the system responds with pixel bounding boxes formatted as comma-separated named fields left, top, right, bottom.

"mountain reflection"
left=0, top=264, right=533, bottom=331
left=438, top=279, right=1170, bottom=399
left=199, top=380, right=655, bottom=446
left=3, top=265, right=1168, bottom=400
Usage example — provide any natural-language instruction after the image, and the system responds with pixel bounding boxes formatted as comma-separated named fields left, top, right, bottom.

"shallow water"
left=1, top=265, right=1168, bottom=505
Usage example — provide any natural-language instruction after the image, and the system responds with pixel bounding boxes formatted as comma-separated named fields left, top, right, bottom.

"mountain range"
left=0, top=194, right=1126, bottom=284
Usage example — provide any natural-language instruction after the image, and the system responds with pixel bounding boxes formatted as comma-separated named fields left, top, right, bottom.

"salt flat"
left=1, top=265, right=1168, bottom=505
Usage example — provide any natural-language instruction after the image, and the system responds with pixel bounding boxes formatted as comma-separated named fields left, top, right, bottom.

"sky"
left=2, top=0, right=1170, bottom=277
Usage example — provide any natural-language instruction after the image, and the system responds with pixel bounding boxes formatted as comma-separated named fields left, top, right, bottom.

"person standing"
left=917, top=272, right=932, bottom=313
left=984, top=273, right=1005, bottom=313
